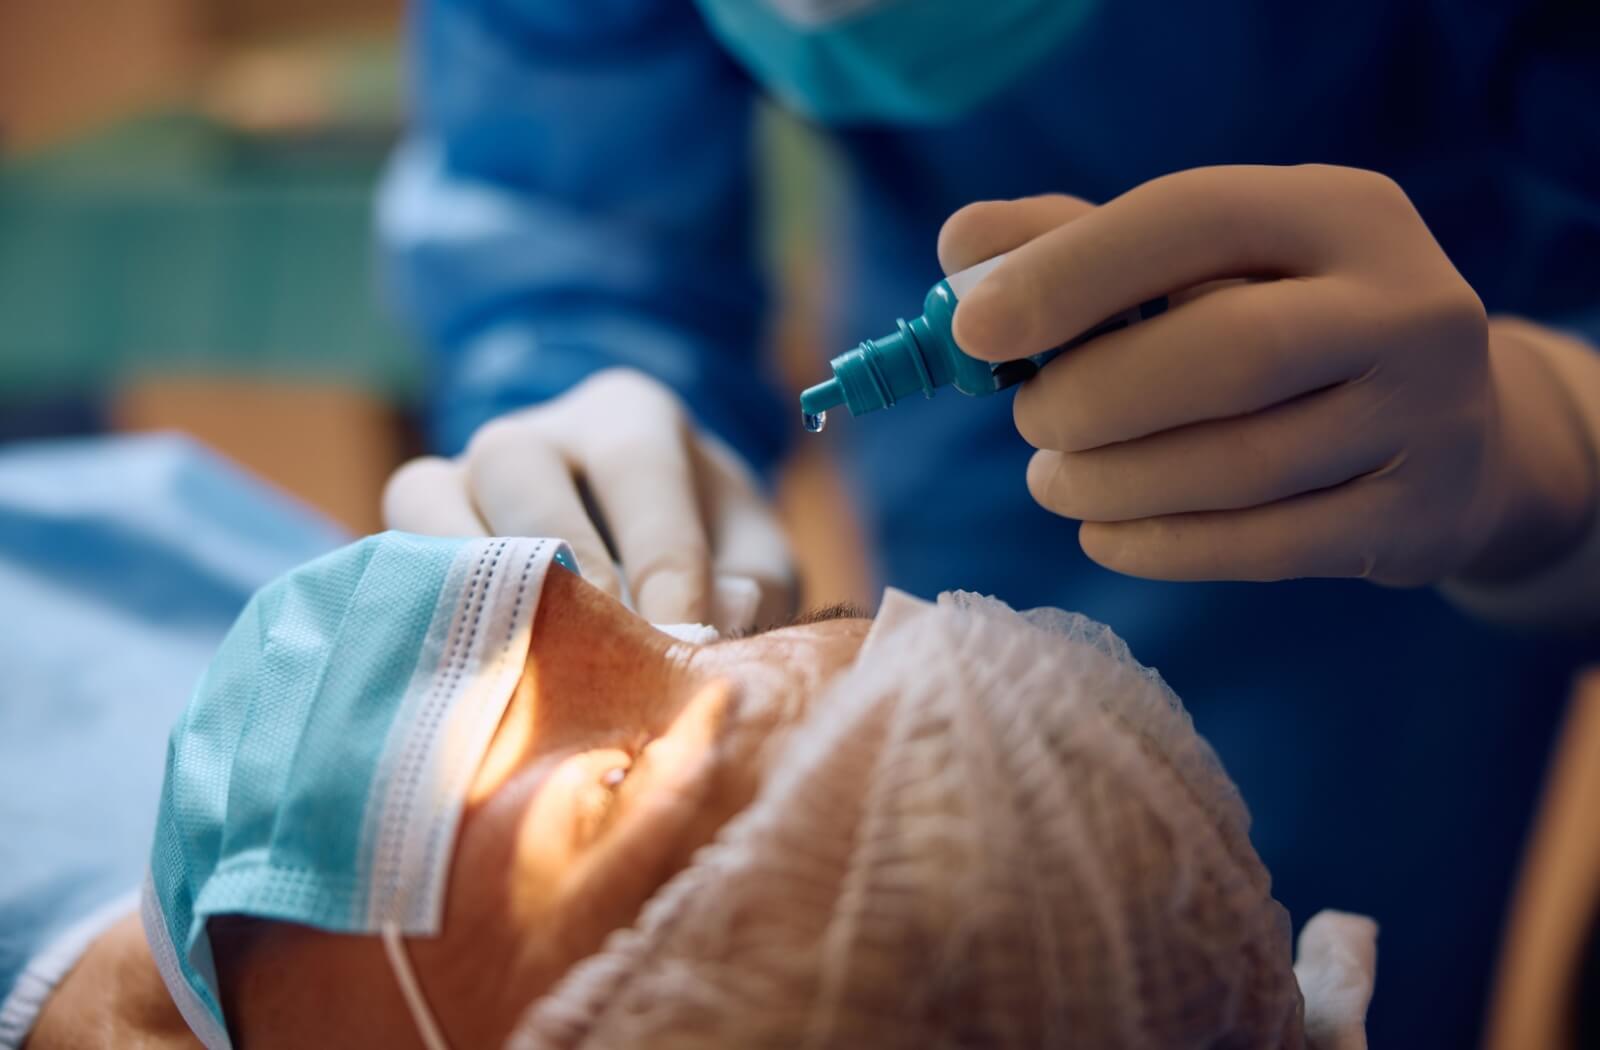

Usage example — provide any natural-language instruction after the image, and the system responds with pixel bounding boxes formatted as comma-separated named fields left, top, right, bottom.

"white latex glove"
left=1294, top=910, right=1378, bottom=1050
left=938, top=167, right=1597, bottom=587
left=384, top=369, right=794, bottom=632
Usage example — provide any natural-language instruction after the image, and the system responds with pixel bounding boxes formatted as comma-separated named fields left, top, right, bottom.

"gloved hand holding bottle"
left=384, top=369, right=795, bottom=633
left=937, top=165, right=1600, bottom=590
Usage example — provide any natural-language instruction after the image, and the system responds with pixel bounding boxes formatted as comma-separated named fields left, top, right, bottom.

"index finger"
left=951, top=164, right=1349, bottom=362
left=936, top=194, right=1094, bottom=276
left=693, top=436, right=795, bottom=630
left=572, top=403, right=712, bottom=625
left=466, top=436, right=624, bottom=601
left=383, top=457, right=488, bottom=536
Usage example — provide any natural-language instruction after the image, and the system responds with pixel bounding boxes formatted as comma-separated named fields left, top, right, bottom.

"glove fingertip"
left=711, top=574, right=761, bottom=634
left=634, top=569, right=709, bottom=625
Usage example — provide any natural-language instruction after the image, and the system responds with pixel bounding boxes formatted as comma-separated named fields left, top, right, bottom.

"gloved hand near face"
left=384, top=369, right=795, bottom=634
left=939, top=166, right=1598, bottom=588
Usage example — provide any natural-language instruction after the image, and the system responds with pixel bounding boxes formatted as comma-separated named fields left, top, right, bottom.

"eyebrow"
left=726, top=602, right=869, bottom=639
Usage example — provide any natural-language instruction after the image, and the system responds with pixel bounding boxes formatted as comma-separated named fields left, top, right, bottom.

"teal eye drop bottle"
left=799, top=252, right=1166, bottom=432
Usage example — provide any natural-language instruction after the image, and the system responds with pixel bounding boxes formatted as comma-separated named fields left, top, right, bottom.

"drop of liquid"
left=802, top=410, right=828, bottom=434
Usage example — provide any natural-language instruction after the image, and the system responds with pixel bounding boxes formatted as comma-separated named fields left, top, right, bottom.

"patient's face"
left=215, top=567, right=871, bottom=1047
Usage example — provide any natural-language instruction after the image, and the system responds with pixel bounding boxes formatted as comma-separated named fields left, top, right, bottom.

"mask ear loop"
left=381, top=922, right=452, bottom=1050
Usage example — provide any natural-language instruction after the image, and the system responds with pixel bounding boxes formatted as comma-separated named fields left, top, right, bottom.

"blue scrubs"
left=384, top=2, right=1600, bottom=1043
left=0, top=435, right=343, bottom=1044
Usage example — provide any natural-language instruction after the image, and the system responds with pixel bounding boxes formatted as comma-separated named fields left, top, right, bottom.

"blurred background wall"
left=0, top=0, right=870, bottom=608
left=1, top=0, right=412, bottom=530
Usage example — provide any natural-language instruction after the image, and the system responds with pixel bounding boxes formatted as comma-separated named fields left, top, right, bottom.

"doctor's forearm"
left=1443, top=316, right=1600, bottom=627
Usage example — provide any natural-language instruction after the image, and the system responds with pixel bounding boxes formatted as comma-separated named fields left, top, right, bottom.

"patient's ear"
left=211, top=917, right=420, bottom=1049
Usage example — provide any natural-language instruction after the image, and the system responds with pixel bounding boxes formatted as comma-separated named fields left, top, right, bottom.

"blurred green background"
left=0, top=109, right=417, bottom=401
left=0, top=1, right=864, bottom=602
left=1, top=21, right=414, bottom=415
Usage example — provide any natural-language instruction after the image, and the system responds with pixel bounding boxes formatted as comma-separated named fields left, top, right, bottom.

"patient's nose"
left=522, top=566, right=694, bottom=747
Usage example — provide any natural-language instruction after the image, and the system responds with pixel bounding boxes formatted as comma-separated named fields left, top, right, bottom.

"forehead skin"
left=215, top=568, right=869, bottom=1049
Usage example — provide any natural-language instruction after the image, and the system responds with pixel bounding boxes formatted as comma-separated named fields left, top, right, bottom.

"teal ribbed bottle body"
left=799, top=279, right=1001, bottom=420
left=798, top=261, right=1167, bottom=425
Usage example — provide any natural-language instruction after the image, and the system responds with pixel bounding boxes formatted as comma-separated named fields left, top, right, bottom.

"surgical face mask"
left=143, top=532, right=576, bottom=1049
left=691, top=0, right=1101, bottom=123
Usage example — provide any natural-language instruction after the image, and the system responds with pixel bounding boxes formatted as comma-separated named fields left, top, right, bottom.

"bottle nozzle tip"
left=800, top=378, right=845, bottom=416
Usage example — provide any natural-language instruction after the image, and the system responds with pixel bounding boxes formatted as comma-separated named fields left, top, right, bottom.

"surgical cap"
left=143, top=531, right=574, bottom=1049
left=512, top=589, right=1308, bottom=1049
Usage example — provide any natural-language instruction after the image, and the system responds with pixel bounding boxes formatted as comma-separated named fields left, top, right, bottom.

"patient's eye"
left=599, top=732, right=652, bottom=792
left=567, top=743, right=646, bottom=848
left=560, top=730, right=660, bottom=850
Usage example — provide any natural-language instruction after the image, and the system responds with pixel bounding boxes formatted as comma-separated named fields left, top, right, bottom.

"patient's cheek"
left=506, top=753, right=632, bottom=912
left=213, top=921, right=418, bottom=1048
left=470, top=673, right=539, bottom=804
